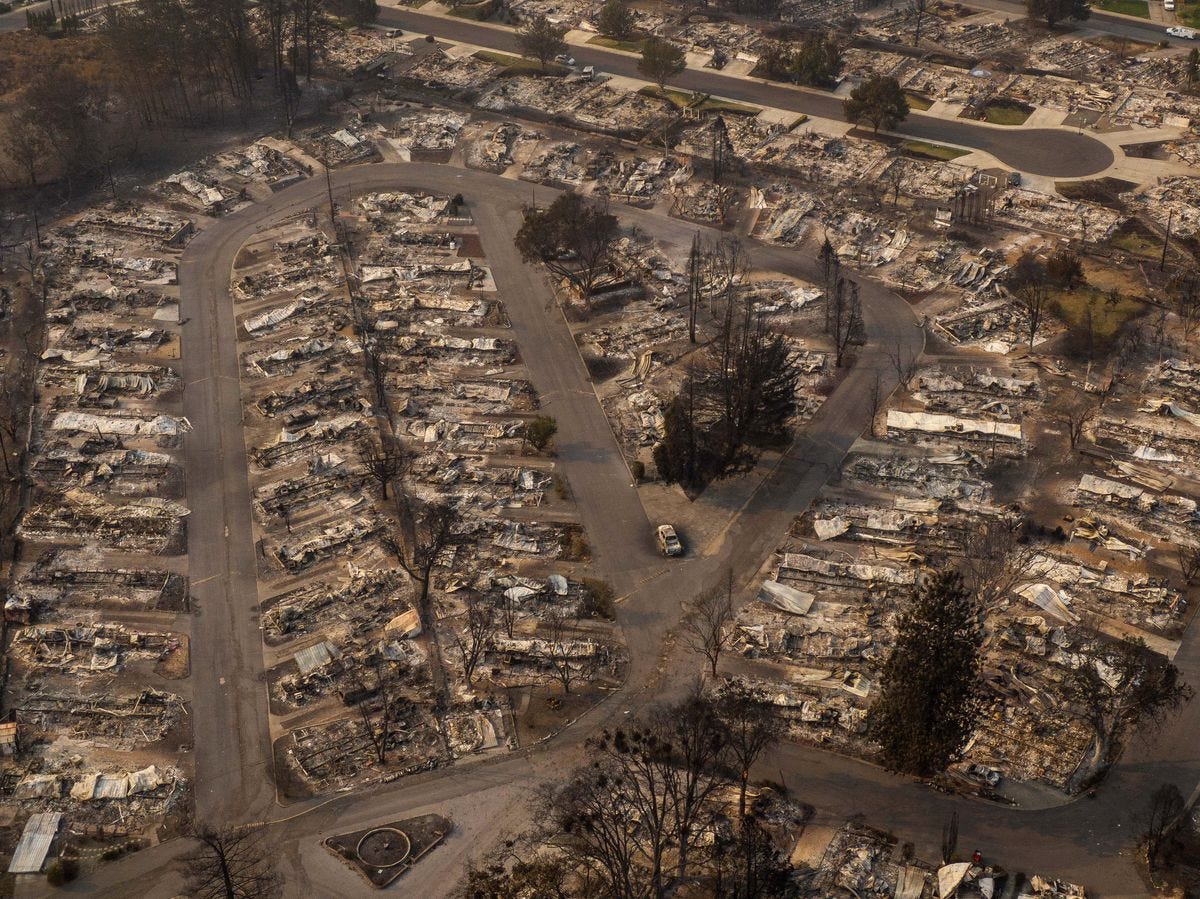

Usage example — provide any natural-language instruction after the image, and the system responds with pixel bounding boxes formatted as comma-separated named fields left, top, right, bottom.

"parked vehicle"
left=1167, top=24, right=1197, bottom=37
left=656, top=524, right=683, bottom=556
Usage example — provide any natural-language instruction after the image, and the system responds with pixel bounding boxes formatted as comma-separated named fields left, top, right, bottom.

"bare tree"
left=493, top=591, right=521, bottom=639
left=184, top=825, right=280, bottom=899
left=0, top=364, right=33, bottom=478
left=382, top=498, right=458, bottom=631
left=1177, top=543, right=1200, bottom=587
left=1059, top=399, right=1099, bottom=450
left=819, top=237, right=839, bottom=335
left=829, top=276, right=864, bottom=368
left=686, top=231, right=702, bottom=344
left=1142, top=783, right=1187, bottom=866
left=867, top=371, right=883, bottom=437
left=381, top=498, right=459, bottom=726
left=885, top=337, right=920, bottom=390
left=715, top=681, right=785, bottom=819
left=955, top=513, right=1042, bottom=613
left=680, top=569, right=737, bottom=677
left=1014, top=281, right=1051, bottom=350
left=351, top=658, right=412, bottom=766
left=651, top=692, right=731, bottom=880
left=357, top=438, right=409, bottom=501
left=454, top=594, right=497, bottom=684
left=1061, top=637, right=1192, bottom=778
left=883, top=156, right=910, bottom=207
left=1169, top=271, right=1200, bottom=340
left=702, top=234, right=748, bottom=317
left=911, top=0, right=929, bottom=46
left=1151, top=307, right=1170, bottom=360
left=541, top=605, right=593, bottom=694
left=710, top=115, right=732, bottom=184
left=538, top=756, right=651, bottom=895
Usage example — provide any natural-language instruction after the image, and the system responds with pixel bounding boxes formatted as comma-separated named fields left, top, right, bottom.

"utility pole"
left=323, top=159, right=336, bottom=225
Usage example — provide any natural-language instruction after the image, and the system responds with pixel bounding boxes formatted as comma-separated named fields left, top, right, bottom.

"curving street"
left=377, top=7, right=1116, bottom=178
left=67, top=161, right=1186, bottom=898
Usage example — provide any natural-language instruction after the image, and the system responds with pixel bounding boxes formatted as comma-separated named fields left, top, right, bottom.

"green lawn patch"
left=1180, top=5, right=1200, bottom=26
left=902, top=140, right=970, bottom=161
left=475, top=50, right=522, bottom=66
left=1050, top=287, right=1146, bottom=340
left=904, top=91, right=933, bottom=111
left=587, top=34, right=645, bottom=53
left=638, top=85, right=761, bottom=115
left=638, top=85, right=693, bottom=108
left=448, top=1, right=494, bottom=20
left=1055, top=177, right=1137, bottom=208
left=982, top=99, right=1033, bottom=126
left=1096, top=0, right=1150, bottom=16
left=474, top=49, right=567, bottom=74
left=1109, top=226, right=1162, bottom=258
left=699, top=96, right=762, bottom=115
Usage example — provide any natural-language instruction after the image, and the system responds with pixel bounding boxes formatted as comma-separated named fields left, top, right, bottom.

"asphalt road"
left=60, top=163, right=918, bottom=896
left=177, top=204, right=285, bottom=826
left=56, top=164, right=1189, bottom=899
left=969, top=0, right=1193, bottom=45
left=378, top=7, right=1115, bottom=178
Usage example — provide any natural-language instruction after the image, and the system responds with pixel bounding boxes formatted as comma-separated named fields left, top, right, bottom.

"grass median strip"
left=982, top=100, right=1033, bottom=126
left=586, top=34, right=645, bottom=53
left=447, top=1, right=493, bottom=19
left=474, top=50, right=568, bottom=74
left=904, top=91, right=933, bottom=111
left=902, top=140, right=970, bottom=161
left=637, top=85, right=762, bottom=115
left=1096, top=0, right=1151, bottom=17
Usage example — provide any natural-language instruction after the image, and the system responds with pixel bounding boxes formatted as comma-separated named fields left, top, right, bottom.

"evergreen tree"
left=843, top=75, right=910, bottom=134
left=867, top=569, right=983, bottom=776
left=516, top=14, right=568, bottom=69
left=638, top=36, right=686, bottom=89
left=597, top=0, right=636, bottom=41
left=1025, top=0, right=1090, bottom=27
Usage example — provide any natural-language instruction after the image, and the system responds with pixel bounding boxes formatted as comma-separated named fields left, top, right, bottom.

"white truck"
left=1167, top=24, right=1198, bottom=38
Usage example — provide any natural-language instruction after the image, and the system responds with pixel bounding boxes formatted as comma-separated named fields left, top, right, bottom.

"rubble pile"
left=672, top=18, right=767, bottom=60
left=1122, top=177, right=1200, bottom=239
left=577, top=232, right=827, bottom=462
left=234, top=189, right=618, bottom=794
left=462, top=122, right=542, bottom=172
left=2, top=202, right=195, bottom=839
left=803, top=821, right=1085, bottom=898
left=506, top=0, right=593, bottom=27
left=294, top=121, right=384, bottom=168
left=731, top=344, right=1189, bottom=794
left=841, top=48, right=984, bottom=107
left=389, top=108, right=468, bottom=154
left=748, top=130, right=892, bottom=187
left=520, top=141, right=588, bottom=186
left=152, top=142, right=308, bottom=214
left=403, top=50, right=505, bottom=92
left=473, top=71, right=670, bottom=138
left=993, top=188, right=1122, bottom=241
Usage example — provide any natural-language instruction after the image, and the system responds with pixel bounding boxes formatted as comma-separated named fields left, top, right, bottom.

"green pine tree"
left=867, top=569, right=983, bottom=776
